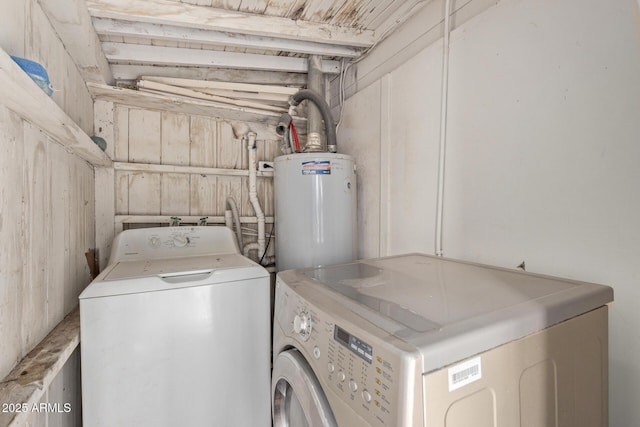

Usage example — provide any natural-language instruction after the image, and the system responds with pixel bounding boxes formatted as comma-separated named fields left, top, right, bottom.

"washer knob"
left=362, top=390, right=372, bottom=403
left=148, top=236, right=161, bottom=248
left=338, top=371, right=346, bottom=382
left=293, top=310, right=312, bottom=340
left=173, top=234, right=188, bottom=248
left=349, top=380, right=358, bottom=392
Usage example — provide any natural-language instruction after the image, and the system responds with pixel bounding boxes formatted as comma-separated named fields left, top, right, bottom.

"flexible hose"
left=290, top=89, right=338, bottom=152
left=225, top=197, right=243, bottom=250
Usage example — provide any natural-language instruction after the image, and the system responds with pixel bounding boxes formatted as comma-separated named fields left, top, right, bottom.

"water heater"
left=274, top=152, right=356, bottom=271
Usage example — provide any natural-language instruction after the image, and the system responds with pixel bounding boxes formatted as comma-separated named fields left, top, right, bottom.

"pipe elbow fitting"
left=276, top=113, right=292, bottom=137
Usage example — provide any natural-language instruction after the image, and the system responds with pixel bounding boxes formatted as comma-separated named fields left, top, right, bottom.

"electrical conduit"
left=435, top=0, right=452, bottom=257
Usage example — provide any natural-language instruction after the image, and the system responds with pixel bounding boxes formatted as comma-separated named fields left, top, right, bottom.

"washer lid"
left=79, top=253, right=267, bottom=299
left=284, top=253, right=613, bottom=373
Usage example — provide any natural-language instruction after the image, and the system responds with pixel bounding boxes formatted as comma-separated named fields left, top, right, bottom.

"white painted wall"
left=0, top=1, right=95, bottom=425
left=335, top=81, right=382, bottom=259
left=336, top=0, right=640, bottom=425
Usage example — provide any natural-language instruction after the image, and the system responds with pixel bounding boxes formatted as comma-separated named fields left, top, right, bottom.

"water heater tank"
left=274, top=153, right=356, bottom=271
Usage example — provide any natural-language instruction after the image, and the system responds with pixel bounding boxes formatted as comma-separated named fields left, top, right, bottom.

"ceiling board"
left=42, top=0, right=431, bottom=96
left=87, top=0, right=375, bottom=47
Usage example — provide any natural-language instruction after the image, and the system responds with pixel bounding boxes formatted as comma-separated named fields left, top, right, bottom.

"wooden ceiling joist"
left=139, top=76, right=300, bottom=96
left=102, top=43, right=341, bottom=74
left=92, top=18, right=363, bottom=58
left=109, top=65, right=308, bottom=85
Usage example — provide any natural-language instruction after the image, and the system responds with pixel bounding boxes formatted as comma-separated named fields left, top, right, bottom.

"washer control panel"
left=109, top=226, right=239, bottom=263
left=325, top=323, right=399, bottom=426
left=276, top=281, right=412, bottom=427
left=334, top=325, right=373, bottom=363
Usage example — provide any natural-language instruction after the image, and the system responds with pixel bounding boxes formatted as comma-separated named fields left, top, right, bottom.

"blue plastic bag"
left=10, top=56, right=54, bottom=96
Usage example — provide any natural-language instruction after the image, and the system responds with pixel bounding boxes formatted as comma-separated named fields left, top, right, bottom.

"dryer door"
left=272, top=349, right=337, bottom=427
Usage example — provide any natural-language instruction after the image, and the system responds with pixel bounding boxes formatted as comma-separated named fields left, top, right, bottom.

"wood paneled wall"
left=0, top=1, right=95, bottom=425
left=0, top=107, right=92, bottom=426
left=97, top=103, right=279, bottom=257
left=23, top=1, right=95, bottom=135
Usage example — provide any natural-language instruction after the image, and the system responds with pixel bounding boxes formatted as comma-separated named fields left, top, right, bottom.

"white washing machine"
left=272, top=253, right=613, bottom=427
left=79, top=226, right=271, bottom=427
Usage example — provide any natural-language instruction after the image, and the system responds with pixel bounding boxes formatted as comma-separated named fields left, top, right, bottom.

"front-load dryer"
left=80, top=226, right=270, bottom=427
left=271, top=253, right=613, bottom=427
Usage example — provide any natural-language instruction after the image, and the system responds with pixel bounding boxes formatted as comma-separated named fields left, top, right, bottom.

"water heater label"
left=301, top=160, right=331, bottom=175
left=448, top=357, right=482, bottom=391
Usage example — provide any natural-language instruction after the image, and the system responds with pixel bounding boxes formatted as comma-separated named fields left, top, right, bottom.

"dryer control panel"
left=275, top=278, right=422, bottom=427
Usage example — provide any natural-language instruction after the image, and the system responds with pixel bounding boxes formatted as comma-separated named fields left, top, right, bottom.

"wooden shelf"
left=0, top=308, right=80, bottom=427
left=0, top=48, right=112, bottom=167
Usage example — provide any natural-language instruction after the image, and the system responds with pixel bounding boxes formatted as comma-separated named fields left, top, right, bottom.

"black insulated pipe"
left=290, top=89, right=338, bottom=152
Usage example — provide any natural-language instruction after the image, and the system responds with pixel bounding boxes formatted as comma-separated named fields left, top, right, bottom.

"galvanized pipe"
left=306, top=55, right=325, bottom=152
